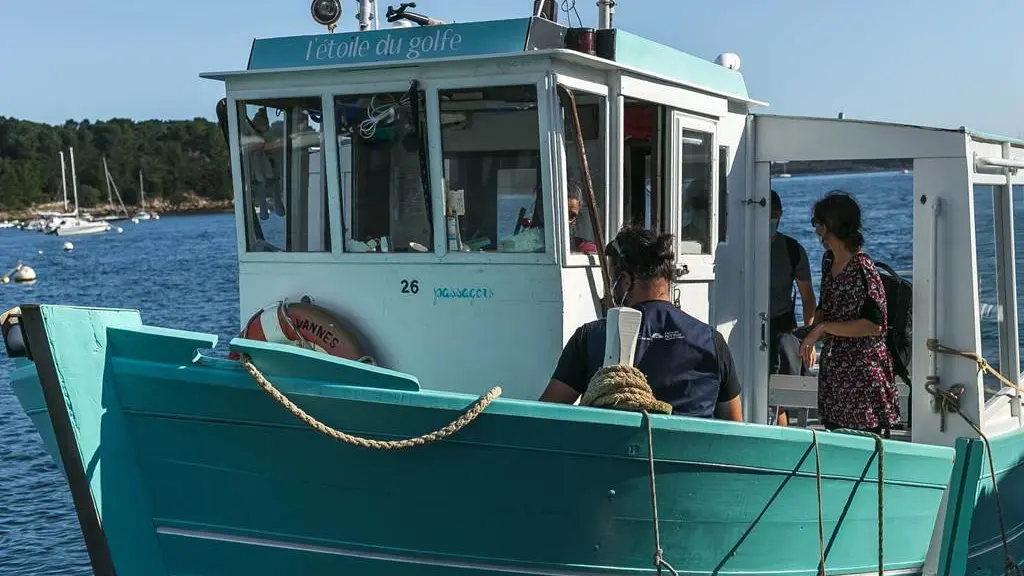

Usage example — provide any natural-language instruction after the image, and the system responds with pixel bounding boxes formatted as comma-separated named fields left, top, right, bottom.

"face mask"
left=611, top=274, right=631, bottom=307
left=770, top=218, right=780, bottom=236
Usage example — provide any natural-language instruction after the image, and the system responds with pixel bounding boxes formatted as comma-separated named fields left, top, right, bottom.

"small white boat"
left=53, top=219, right=110, bottom=237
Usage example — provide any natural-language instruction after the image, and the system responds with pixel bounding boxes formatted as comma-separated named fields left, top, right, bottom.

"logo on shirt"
left=643, top=330, right=686, bottom=342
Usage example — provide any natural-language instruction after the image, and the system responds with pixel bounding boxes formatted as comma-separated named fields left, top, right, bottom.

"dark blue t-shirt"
left=552, top=300, right=741, bottom=417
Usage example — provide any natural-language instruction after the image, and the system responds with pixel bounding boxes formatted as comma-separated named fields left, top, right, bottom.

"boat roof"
left=756, top=113, right=1024, bottom=147
left=200, top=17, right=763, bottom=106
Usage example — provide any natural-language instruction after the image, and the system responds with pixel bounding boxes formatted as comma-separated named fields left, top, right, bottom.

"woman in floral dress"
left=798, top=191, right=901, bottom=435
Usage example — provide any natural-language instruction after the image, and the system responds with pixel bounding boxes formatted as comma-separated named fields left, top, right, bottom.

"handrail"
left=975, top=155, right=1024, bottom=171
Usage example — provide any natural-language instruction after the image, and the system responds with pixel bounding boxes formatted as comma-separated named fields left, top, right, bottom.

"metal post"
left=993, top=142, right=1022, bottom=418
left=59, top=151, right=68, bottom=213
left=69, top=147, right=80, bottom=217
left=357, top=0, right=372, bottom=30
left=597, top=0, right=615, bottom=28
left=533, top=0, right=556, bottom=21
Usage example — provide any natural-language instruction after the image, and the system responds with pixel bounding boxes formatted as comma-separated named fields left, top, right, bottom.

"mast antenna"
left=597, top=0, right=615, bottom=29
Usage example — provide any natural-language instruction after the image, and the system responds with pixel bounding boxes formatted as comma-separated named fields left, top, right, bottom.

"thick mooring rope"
left=581, top=365, right=673, bottom=414
left=239, top=354, right=501, bottom=450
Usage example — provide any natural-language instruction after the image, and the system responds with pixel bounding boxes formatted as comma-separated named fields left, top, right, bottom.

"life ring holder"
left=229, top=296, right=383, bottom=366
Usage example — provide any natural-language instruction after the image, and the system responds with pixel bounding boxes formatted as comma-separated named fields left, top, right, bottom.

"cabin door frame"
left=667, top=111, right=719, bottom=281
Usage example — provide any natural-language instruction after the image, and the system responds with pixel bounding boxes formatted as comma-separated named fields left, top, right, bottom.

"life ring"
left=228, top=300, right=382, bottom=365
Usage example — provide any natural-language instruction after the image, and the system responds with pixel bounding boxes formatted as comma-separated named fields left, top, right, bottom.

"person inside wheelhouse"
left=566, top=179, right=598, bottom=254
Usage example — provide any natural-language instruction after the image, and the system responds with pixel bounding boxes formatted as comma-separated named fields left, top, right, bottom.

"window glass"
left=561, top=90, right=606, bottom=255
left=679, top=129, right=714, bottom=254
left=335, top=89, right=432, bottom=253
left=439, top=84, right=543, bottom=253
left=973, top=185, right=1002, bottom=390
left=237, top=97, right=328, bottom=252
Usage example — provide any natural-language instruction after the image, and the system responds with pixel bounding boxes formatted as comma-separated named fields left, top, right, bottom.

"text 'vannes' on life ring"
left=228, top=301, right=380, bottom=365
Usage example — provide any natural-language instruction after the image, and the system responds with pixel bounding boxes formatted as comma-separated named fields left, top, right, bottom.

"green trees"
left=0, top=116, right=230, bottom=211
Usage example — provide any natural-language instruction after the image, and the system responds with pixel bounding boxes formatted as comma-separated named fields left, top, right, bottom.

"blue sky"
left=2, top=0, right=1023, bottom=136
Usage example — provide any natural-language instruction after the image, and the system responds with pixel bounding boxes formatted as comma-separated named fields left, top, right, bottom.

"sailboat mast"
left=103, top=156, right=113, bottom=210
left=69, top=147, right=80, bottom=217
left=59, top=151, right=68, bottom=213
left=139, top=169, right=145, bottom=210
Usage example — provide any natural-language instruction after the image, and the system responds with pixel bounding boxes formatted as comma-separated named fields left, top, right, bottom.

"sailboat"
left=134, top=169, right=159, bottom=221
left=50, top=147, right=110, bottom=237
left=94, top=157, right=132, bottom=223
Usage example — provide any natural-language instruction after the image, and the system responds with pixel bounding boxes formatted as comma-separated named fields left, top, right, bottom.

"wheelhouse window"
left=237, top=97, right=328, bottom=253
left=335, top=89, right=432, bottom=253
left=679, top=129, right=714, bottom=254
left=439, top=84, right=544, bottom=253
left=560, top=89, right=606, bottom=256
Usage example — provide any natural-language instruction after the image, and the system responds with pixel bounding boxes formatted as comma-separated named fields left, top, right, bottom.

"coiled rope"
left=239, top=353, right=501, bottom=450
left=924, top=339, right=1022, bottom=576
left=581, top=366, right=677, bottom=575
left=581, top=365, right=673, bottom=414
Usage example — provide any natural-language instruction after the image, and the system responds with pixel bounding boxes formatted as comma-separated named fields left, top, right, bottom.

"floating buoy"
left=11, top=265, right=36, bottom=283
left=131, top=218, right=140, bottom=224
left=63, top=241, right=73, bottom=251
left=116, top=227, right=123, bottom=233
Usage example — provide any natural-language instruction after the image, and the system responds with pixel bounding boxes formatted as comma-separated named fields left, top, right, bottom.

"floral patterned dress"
left=817, top=251, right=901, bottom=431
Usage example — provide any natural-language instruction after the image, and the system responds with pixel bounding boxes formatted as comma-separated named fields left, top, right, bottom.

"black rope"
left=924, top=382, right=1022, bottom=575
left=642, top=411, right=678, bottom=576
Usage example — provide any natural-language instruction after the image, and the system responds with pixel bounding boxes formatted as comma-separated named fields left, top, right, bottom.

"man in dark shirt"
left=769, top=190, right=816, bottom=426
left=538, top=226, right=743, bottom=421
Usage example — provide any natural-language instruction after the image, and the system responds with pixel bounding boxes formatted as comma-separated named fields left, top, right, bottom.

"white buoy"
left=12, top=265, right=36, bottom=283
left=116, top=227, right=123, bottom=233
left=63, top=241, right=74, bottom=251
left=132, top=217, right=140, bottom=224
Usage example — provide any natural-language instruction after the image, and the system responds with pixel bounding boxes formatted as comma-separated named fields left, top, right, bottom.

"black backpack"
left=873, top=262, right=913, bottom=385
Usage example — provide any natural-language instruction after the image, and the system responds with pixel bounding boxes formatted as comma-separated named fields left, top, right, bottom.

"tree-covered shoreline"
left=0, top=116, right=232, bottom=216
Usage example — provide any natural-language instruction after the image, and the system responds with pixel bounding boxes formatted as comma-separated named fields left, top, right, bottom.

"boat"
left=94, top=156, right=133, bottom=223
left=47, top=147, right=110, bottom=237
left=135, top=169, right=159, bottom=221
left=3, top=1, right=1023, bottom=575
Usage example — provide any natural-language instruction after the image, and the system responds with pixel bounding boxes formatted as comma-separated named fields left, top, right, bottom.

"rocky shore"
left=0, top=193, right=234, bottom=222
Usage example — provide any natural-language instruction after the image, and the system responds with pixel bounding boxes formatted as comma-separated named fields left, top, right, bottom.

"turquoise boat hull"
left=6, top=304, right=1021, bottom=575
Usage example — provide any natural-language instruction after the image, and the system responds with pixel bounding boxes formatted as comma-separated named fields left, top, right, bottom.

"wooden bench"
left=768, top=374, right=911, bottom=430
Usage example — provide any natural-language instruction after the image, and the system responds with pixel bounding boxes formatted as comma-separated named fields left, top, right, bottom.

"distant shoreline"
left=0, top=198, right=234, bottom=222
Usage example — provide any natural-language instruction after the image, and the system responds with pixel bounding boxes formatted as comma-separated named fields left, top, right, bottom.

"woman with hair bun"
left=799, top=191, right=900, bottom=435
left=538, top=225, right=744, bottom=421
